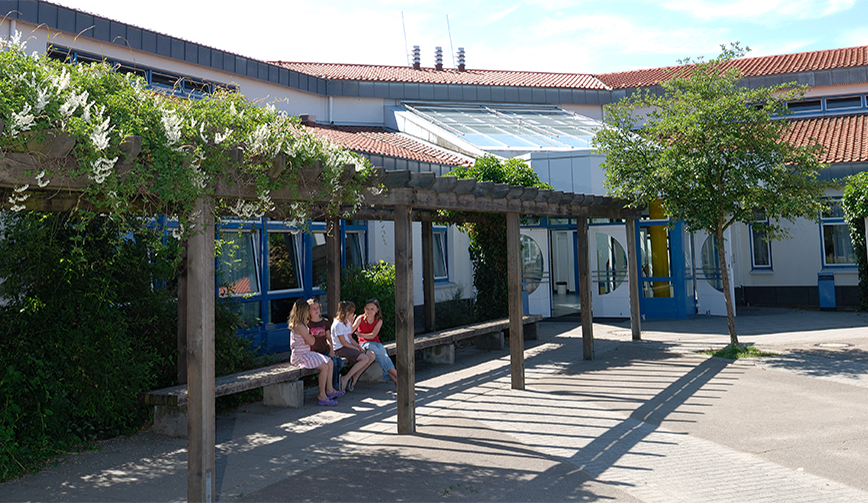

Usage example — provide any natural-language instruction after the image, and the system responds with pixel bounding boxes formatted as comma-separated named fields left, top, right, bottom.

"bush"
left=0, top=212, right=262, bottom=481
left=340, top=261, right=396, bottom=342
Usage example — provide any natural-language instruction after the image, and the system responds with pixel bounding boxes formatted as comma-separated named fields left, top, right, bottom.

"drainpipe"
left=10, top=19, right=16, bottom=39
left=328, top=96, right=333, bottom=124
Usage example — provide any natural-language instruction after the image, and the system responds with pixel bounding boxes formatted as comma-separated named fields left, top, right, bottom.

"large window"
left=268, top=232, right=302, bottom=291
left=217, top=230, right=260, bottom=296
left=821, top=201, right=856, bottom=266
left=750, top=213, right=772, bottom=270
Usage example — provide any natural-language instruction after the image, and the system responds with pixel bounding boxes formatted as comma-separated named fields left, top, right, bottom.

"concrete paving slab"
left=2, top=308, right=868, bottom=502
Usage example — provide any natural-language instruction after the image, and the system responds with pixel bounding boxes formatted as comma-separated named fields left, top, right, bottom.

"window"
left=46, top=45, right=236, bottom=98
left=345, top=230, right=366, bottom=268
left=268, top=232, right=302, bottom=291
left=750, top=212, right=772, bottom=270
left=787, top=99, right=822, bottom=113
left=820, top=200, right=856, bottom=266
left=433, top=229, right=448, bottom=280
left=217, top=231, right=260, bottom=296
left=826, top=95, right=862, bottom=110
left=311, top=231, right=328, bottom=289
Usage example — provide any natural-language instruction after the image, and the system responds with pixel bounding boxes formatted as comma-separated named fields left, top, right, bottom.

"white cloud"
left=662, top=0, right=855, bottom=21
left=838, top=27, right=868, bottom=47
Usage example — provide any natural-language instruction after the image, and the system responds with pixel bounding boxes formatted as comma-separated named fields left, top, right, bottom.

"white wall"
left=559, top=103, right=604, bottom=121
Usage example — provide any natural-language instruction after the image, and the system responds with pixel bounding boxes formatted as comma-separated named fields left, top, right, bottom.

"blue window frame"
left=46, top=45, right=238, bottom=98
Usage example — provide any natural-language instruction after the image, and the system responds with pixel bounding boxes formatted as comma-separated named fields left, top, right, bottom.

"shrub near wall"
left=340, top=261, right=396, bottom=343
left=0, top=212, right=261, bottom=481
left=843, top=172, right=868, bottom=311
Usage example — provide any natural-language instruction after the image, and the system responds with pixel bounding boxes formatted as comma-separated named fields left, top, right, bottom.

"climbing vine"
left=0, top=31, right=371, bottom=230
left=842, top=171, right=868, bottom=310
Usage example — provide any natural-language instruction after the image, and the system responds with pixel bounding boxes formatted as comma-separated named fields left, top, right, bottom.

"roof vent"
left=435, top=46, right=443, bottom=71
left=412, top=45, right=421, bottom=70
left=457, top=47, right=465, bottom=72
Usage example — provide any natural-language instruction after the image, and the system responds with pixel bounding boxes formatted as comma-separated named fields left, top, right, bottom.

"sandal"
left=327, top=390, right=345, bottom=399
left=317, top=399, right=338, bottom=406
left=347, top=377, right=356, bottom=392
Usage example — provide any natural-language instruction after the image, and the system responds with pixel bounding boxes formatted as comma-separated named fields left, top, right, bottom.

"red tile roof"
left=597, top=46, right=868, bottom=90
left=786, top=113, right=868, bottom=163
left=305, top=124, right=473, bottom=167
left=272, top=62, right=609, bottom=90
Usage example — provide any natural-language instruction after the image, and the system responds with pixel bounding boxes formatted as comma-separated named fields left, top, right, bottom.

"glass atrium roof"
left=402, top=103, right=600, bottom=153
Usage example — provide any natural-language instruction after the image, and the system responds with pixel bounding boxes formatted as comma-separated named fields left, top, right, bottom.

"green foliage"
left=703, top=345, right=776, bottom=359
left=447, top=155, right=551, bottom=320
left=0, top=212, right=261, bottom=481
left=843, top=172, right=868, bottom=310
left=594, top=43, right=828, bottom=238
left=339, top=261, right=397, bottom=342
left=593, top=43, right=829, bottom=345
left=0, top=35, right=371, bottom=230
left=434, top=287, right=477, bottom=331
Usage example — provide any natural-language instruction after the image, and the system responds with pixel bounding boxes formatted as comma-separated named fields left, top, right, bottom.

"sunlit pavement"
left=2, top=308, right=867, bottom=502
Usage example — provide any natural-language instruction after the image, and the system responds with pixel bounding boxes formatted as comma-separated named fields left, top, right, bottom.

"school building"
left=2, top=0, right=866, bottom=354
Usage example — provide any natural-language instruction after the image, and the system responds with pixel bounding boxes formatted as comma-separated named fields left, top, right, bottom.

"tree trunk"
left=716, top=225, right=739, bottom=347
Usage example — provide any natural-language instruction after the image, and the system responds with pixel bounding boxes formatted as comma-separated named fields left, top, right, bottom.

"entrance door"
left=590, top=224, right=630, bottom=317
left=521, top=229, right=551, bottom=318
left=694, top=230, right=736, bottom=317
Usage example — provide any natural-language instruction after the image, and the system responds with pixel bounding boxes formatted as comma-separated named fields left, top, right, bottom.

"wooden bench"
left=361, top=314, right=543, bottom=381
left=139, top=363, right=318, bottom=437
left=141, top=314, right=543, bottom=435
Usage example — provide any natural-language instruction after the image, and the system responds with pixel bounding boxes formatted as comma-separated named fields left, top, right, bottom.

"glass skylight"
left=402, top=103, right=600, bottom=153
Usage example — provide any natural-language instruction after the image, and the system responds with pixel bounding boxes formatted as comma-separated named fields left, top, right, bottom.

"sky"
left=45, top=0, right=868, bottom=75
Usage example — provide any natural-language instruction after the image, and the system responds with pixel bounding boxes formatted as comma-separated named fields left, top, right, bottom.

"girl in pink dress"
left=289, top=298, right=344, bottom=406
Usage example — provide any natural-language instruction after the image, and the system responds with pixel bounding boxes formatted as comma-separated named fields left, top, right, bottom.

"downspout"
left=328, top=96, right=333, bottom=124
left=10, top=19, right=16, bottom=39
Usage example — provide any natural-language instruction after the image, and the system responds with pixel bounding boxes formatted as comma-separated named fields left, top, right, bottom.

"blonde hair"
left=288, top=298, right=310, bottom=329
left=336, top=300, right=356, bottom=323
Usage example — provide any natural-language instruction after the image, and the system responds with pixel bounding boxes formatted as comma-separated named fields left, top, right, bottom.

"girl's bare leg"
left=324, top=359, right=336, bottom=395
left=316, top=362, right=329, bottom=401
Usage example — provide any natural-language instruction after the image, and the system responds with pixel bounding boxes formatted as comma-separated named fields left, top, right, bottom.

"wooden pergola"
left=2, top=134, right=643, bottom=502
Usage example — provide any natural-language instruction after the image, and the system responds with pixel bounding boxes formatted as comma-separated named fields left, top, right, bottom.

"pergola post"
left=177, top=242, right=188, bottom=384
left=625, top=217, right=642, bottom=341
left=422, top=221, right=435, bottom=333
left=394, top=205, right=416, bottom=433
left=577, top=215, right=594, bottom=360
left=506, top=212, right=525, bottom=390
left=186, top=197, right=216, bottom=503
left=326, top=217, right=341, bottom=319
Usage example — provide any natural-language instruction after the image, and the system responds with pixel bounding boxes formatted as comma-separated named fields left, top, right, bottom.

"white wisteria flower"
left=10, top=103, right=35, bottom=136
left=214, top=128, right=230, bottom=145
left=8, top=186, right=30, bottom=212
left=248, top=124, right=270, bottom=153
left=161, top=110, right=182, bottom=145
left=60, top=90, right=89, bottom=119
left=90, top=156, right=118, bottom=184
left=90, top=114, right=114, bottom=151
left=34, top=85, right=52, bottom=113
left=35, top=171, right=50, bottom=188
left=52, top=68, right=70, bottom=92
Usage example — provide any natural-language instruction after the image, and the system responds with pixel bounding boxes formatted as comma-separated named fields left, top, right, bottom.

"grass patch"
left=703, top=344, right=777, bottom=359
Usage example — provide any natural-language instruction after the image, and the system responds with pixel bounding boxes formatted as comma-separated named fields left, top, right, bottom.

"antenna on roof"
left=447, top=14, right=455, bottom=67
left=402, top=12, right=410, bottom=66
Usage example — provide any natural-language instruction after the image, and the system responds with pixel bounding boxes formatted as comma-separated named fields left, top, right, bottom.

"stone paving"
left=2, top=308, right=867, bottom=502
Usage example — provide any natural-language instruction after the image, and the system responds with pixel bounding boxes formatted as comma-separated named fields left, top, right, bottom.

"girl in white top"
left=331, top=301, right=374, bottom=392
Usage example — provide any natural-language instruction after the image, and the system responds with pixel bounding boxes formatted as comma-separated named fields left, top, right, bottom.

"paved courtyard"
left=2, top=307, right=867, bottom=502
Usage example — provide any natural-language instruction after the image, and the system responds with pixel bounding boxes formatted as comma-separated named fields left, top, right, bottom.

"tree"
left=593, top=43, right=828, bottom=347
left=448, top=155, right=551, bottom=320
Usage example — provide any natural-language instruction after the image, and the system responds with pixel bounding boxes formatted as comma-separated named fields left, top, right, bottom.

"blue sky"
left=49, top=0, right=868, bottom=74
